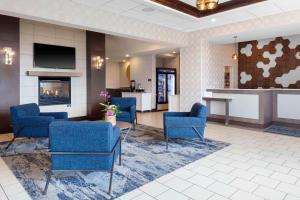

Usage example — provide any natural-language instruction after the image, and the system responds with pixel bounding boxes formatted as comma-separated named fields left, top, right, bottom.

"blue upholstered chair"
left=163, top=103, right=208, bottom=149
left=111, top=97, right=137, bottom=128
left=8, top=103, right=68, bottom=150
left=43, top=121, right=121, bottom=195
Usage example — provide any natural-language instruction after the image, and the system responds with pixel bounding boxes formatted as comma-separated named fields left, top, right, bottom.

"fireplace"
left=39, top=77, right=71, bottom=106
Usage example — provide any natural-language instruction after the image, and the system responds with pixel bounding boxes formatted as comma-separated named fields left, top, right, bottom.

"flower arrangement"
left=99, top=91, right=120, bottom=126
left=99, top=103, right=121, bottom=117
left=99, top=103, right=120, bottom=126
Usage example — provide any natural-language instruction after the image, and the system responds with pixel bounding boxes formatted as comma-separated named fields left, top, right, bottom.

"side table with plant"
left=100, top=103, right=120, bottom=126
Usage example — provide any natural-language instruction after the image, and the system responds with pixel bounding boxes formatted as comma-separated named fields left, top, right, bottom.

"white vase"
left=105, top=115, right=116, bottom=126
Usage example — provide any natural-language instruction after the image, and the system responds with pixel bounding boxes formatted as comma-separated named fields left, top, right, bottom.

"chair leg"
left=192, top=127, right=209, bottom=147
left=5, top=137, right=16, bottom=150
left=119, top=140, right=122, bottom=166
left=166, top=135, right=169, bottom=150
left=108, top=151, right=116, bottom=195
left=43, top=171, right=52, bottom=195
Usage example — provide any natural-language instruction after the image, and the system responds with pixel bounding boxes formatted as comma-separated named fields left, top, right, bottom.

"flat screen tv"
left=34, top=43, right=76, bottom=69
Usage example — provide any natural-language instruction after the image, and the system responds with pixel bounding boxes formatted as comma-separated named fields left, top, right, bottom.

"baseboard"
left=207, top=117, right=269, bottom=129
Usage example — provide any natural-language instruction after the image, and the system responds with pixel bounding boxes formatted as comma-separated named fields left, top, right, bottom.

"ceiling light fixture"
left=106, top=57, right=110, bottom=60
left=232, top=36, right=238, bottom=61
left=210, top=18, right=216, bottom=22
left=172, top=51, right=176, bottom=54
left=125, top=54, right=130, bottom=58
left=196, top=0, right=219, bottom=11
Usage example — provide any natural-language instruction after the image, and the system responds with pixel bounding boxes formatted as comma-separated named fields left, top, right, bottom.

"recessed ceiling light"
left=172, top=51, right=176, bottom=54
left=106, top=57, right=109, bottom=60
left=142, top=7, right=155, bottom=12
left=211, top=18, right=216, bottom=22
left=125, top=54, right=130, bottom=58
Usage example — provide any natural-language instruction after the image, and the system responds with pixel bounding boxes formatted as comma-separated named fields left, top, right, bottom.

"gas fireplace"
left=39, top=77, right=71, bottom=106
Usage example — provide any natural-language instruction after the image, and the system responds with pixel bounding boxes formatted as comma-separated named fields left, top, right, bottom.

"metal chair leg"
left=119, top=141, right=122, bottom=166
left=43, top=171, right=52, bottom=195
left=108, top=151, right=116, bottom=195
left=5, top=137, right=16, bottom=150
left=166, top=135, right=169, bottom=150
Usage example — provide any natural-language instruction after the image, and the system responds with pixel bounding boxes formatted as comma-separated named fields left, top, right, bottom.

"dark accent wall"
left=0, top=15, right=20, bottom=134
left=238, top=37, right=300, bottom=89
left=86, top=31, right=106, bottom=120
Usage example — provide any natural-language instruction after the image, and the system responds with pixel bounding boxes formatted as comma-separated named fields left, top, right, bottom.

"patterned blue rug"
left=264, top=125, right=300, bottom=137
left=1, top=125, right=229, bottom=200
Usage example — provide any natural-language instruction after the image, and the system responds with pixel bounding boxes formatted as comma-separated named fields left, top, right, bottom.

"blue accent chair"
left=43, top=121, right=121, bottom=195
left=163, top=103, right=208, bottom=149
left=7, top=103, right=68, bottom=150
left=111, top=97, right=137, bottom=128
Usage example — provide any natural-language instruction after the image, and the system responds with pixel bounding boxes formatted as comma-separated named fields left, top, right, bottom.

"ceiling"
left=106, top=35, right=176, bottom=61
left=71, top=0, right=300, bottom=32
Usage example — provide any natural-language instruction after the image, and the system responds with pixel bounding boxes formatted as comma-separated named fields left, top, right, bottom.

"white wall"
left=130, top=55, right=156, bottom=109
left=20, top=19, right=87, bottom=117
left=120, top=61, right=131, bottom=88
left=106, top=60, right=120, bottom=89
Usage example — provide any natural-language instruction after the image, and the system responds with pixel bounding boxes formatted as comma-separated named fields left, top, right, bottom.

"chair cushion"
left=117, top=111, right=131, bottom=119
left=111, top=97, right=136, bottom=111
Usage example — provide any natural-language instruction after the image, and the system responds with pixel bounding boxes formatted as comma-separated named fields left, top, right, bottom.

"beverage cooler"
left=156, top=68, right=176, bottom=110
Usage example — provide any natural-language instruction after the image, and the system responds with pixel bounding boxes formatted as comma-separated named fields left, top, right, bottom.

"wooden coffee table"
left=116, top=121, right=132, bottom=141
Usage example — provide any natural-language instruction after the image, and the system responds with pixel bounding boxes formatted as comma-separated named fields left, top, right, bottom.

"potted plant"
left=100, top=103, right=120, bottom=126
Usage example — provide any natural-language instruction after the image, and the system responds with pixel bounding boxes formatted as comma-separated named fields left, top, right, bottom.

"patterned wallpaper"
left=239, top=36, right=300, bottom=89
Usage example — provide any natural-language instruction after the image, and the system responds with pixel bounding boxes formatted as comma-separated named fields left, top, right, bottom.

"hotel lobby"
left=0, top=0, right=300, bottom=200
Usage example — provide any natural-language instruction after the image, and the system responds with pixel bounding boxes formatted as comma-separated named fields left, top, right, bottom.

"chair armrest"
left=18, top=116, right=55, bottom=127
left=40, top=112, right=68, bottom=120
left=164, top=116, right=206, bottom=128
left=164, top=112, right=190, bottom=117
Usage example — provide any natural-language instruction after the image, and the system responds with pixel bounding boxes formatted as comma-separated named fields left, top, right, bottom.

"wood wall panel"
left=238, top=37, right=300, bottom=89
left=86, top=31, right=106, bottom=120
left=0, top=15, right=20, bottom=134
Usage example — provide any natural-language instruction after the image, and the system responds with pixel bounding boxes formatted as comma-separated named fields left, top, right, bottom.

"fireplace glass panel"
left=39, top=77, right=71, bottom=106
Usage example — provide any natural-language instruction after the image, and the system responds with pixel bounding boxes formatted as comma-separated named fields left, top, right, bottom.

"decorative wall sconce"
left=3, top=47, right=14, bottom=65
left=93, top=56, right=104, bottom=70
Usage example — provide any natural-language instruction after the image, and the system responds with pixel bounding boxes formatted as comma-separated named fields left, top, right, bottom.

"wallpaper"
left=239, top=36, right=300, bottom=88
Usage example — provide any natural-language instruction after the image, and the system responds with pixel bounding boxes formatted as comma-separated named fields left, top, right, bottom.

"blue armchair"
left=163, top=103, right=208, bottom=149
left=111, top=97, right=137, bottom=129
left=43, top=121, right=121, bottom=195
left=7, top=103, right=68, bottom=150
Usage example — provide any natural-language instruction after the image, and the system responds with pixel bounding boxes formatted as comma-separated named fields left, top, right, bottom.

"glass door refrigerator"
left=156, top=68, right=176, bottom=110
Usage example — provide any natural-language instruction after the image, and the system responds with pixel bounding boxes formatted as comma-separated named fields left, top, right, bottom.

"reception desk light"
left=3, top=47, right=14, bottom=65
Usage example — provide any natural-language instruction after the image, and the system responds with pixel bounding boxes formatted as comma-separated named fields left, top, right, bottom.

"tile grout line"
left=0, top=184, right=9, bottom=200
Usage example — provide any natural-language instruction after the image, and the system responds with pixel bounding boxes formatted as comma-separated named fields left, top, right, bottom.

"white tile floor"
left=1, top=112, right=300, bottom=200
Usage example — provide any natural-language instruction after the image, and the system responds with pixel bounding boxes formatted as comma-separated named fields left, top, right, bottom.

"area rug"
left=1, top=125, right=229, bottom=200
left=264, top=125, right=300, bottom=137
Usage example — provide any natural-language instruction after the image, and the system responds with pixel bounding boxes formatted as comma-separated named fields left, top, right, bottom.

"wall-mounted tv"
left=34, top=43, right=76, bottom=69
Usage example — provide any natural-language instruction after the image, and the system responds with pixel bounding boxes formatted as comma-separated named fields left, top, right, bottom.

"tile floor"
left=1, top=112, right=300, bottom=200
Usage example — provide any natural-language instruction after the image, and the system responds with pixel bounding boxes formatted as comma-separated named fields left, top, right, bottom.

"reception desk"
left=204, top=89, right=300, bottom=128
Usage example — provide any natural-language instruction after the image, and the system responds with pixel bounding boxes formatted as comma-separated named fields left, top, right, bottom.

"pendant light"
left=232, top=36, right=238, bottom=60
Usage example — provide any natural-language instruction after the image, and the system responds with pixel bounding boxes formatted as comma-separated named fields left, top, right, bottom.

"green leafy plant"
left=99, top=103, right=121, bottom=116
